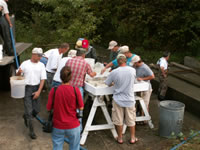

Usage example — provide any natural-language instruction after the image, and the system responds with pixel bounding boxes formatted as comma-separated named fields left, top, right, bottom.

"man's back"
left=105, top=66, right=136, bottom=107
left=66, top=56, right=92, bottom=87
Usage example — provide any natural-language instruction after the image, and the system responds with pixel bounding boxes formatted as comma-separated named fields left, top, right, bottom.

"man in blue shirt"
left=101, top=45, right=136, bottom=74
left=105, top=54, right=138, bottom=144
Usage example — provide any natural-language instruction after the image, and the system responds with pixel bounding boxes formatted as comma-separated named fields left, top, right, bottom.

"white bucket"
left=85, top=58, right=95, bottom=68
left=10, top=76, right=26, bottom=99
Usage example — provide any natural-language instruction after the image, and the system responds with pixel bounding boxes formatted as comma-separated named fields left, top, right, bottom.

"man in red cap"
left=76, top=38, right=97, bottom=62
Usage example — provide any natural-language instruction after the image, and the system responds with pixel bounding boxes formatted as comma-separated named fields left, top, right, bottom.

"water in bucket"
left=10, top=76, right=26, bottom=99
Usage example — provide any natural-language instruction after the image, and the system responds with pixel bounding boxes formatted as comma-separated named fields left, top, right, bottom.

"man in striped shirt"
left=66, top=49, right=96, bottom=98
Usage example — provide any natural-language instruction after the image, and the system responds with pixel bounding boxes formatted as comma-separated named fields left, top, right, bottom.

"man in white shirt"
left=157, top=51, right=170, bottom=100
left=45, top=43, right=69, bottom=90
left=16, top=48, right=47, bottom=139
left=105, top=54, right=138, bottom=144
left=0, top=0, right=13, bottom=56
left=51, top=50, right=77, bottom=87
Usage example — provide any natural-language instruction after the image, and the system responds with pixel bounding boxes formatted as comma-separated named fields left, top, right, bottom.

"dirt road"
left=0, top=90, right=200, bottom=150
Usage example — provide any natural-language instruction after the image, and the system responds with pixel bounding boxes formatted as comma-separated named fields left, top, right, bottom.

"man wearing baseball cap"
left=101, top=45, right=136, bottom=74
left=105, top=54, right=138, bottom=144
left=132, top=55, right=155, bottom=123
left=108, top=40, right=120, bottom=63
left=75, top=38, right=97, bottom=61
left=16, top=48, right=47, bottom=139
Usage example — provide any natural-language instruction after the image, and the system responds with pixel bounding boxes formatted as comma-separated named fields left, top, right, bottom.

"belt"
left=46, top=71, right=54, bottom=74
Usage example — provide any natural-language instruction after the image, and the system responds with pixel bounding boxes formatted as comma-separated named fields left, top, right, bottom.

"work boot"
left=23, top=115, right=28, bottom=127
left=28, top=120, right=37, bottom=139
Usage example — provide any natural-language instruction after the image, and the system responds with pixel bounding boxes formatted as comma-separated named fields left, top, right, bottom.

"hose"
left=9, top=27, right=19, bottom=68
left=170, top=131, right=200, bottom=150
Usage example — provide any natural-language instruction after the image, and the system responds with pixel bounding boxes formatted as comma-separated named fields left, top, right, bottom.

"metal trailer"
left=0, top=16, right=32, bottom=90
left=0, top=42, right=32, bottom=90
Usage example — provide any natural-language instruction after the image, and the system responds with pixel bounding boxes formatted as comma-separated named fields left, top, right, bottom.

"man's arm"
left=88, top=72, right=96, bottom=78
left=101, top=62, right=114, bottom=74
left=33, top=80, right=45, bottom=99
left=137, top=74, right=155, bottom=81
left=5, top=13, right=12, bottom=27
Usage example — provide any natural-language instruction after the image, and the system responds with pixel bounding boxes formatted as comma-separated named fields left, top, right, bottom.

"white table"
left=80, top=81, right=154, bottom=145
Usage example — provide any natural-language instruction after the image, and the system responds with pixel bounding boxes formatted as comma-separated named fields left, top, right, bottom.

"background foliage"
left=8, top=0, right=200, bottom=62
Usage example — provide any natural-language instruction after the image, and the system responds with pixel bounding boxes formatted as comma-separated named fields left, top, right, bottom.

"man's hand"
left=101, top=68, right=106, bottom=74
left=32, top=91, right=40, bottom=100
left=16, top=68, right=23, bottom=76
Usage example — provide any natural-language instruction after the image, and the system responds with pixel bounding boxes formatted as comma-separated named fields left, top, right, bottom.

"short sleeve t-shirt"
left=20, top=60, right=47, bottom=85
left=53, top=57, right=72, bottom=82
left=157, top=57, right=168, bottom=70
left=112, top=54, right=136, bottom=67
left=105, top=66, right=136, bottom=107
left=0, top=0, right=9, bottom=15
left=46, top=49, right=63, bottom=73
left=47, top=85, right=84, bottom=129
left=135, top=63, right=153, bottom=90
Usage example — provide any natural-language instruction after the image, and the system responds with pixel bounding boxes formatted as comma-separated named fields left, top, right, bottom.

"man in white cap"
left=105, top=54, right=138, bottom=144
left=0, top=0, right=13, bottom=56
left=132, top=55, right=155, bottom=123
left=101, top=45, right=136, bottom=74
left=108, top=40, right=120, bottom=62
left=16, top=48, right=47, bottom=139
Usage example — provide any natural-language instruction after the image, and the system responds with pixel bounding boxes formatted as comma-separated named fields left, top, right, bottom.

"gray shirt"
left=135, top=63, right=153, bottom=90
left=105, top=66, right=136, bottom=107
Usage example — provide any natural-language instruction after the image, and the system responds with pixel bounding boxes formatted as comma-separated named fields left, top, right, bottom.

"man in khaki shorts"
left=105, top=54, right=138, bottom=144
left=132, top=55, right=155, bottom=124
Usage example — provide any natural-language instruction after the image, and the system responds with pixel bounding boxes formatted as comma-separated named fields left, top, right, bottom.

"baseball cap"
left=68, top=49, right=77, bottom=57
left=32, top=48, right=43, bottom=56
left=117, top=54, right=126, bottom=60
left=119, top=45, right=129, bottom=53
left=76, top=40, right=82, bottom=48
left=82, top=39, right=89, bottom=49
left=131, top=55, right=141, bottom=64
left=108, top=40, right=118, bottom=49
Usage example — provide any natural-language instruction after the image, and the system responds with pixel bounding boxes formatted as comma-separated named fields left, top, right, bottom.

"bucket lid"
left=160, top=100, right=185, bottom=110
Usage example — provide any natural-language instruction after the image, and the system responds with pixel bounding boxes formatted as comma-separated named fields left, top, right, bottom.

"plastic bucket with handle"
left=10, top=76, right=25, bottom=99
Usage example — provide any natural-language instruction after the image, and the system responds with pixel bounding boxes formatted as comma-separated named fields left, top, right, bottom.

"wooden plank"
left=0, top=42, right=32, bottom=66
left=170, top=72, right=200, bottom=88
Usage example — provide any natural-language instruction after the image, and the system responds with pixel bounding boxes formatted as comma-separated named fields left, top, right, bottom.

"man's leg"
left=24, top=86, right=37, bottom=139
left=65, top=125, right=81, bottom=150
left=125, top=104, right=137, bottom=142
left=0, top=17, right=13, bottom=56
left=52, top=128, right=65, bottom=150
left=112, top=100, right=124, bottom=143
left=115, top=125, right=123, bottom=143
left=47, top=72, right=55, bottom=91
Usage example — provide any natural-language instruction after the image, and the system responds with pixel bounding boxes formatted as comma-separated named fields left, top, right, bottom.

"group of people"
left=16, top=38, right=170, bottom=150
left=16, top=39, right=96, bottom=150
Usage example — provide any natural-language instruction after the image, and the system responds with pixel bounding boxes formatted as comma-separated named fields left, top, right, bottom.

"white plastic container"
left=10, top=76, right=26, bottom=99
left=0, top=44, right=3, bottom=60
left=85, top=58, right=95, bottom=68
